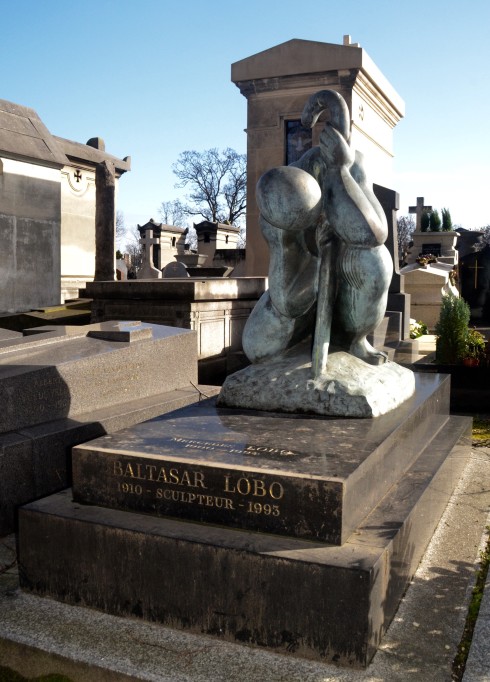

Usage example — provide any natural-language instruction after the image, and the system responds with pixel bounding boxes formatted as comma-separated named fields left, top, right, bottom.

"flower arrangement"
left=410, top=319, right=429, bottom=339
left=416, top=254, right=438, bottom=266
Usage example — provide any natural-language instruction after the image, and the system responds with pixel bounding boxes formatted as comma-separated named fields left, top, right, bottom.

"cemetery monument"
left=0, top=99, right=130, bottom=310
left=16, top=59, right=471, bottom=670
left=232, top=36, right=405, bottom=277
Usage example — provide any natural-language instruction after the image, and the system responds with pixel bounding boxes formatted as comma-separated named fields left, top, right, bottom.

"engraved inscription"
left=223, top=474, right=284, bottom=499
left=156, top=489, right=235, bottom=509
left=171, top=436, right=297, bottom=457
left=112, top=459, right=285, bottom=517
left=113, top=461, right=207, bottom=488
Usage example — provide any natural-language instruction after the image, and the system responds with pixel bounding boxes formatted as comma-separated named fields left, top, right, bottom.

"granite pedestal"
left=18, top=373, right=472, bottom=667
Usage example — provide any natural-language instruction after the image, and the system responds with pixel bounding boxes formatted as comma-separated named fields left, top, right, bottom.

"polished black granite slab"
left=73, top=373, right=450, bottom=544
left=19, top=415, right=472, bottom=667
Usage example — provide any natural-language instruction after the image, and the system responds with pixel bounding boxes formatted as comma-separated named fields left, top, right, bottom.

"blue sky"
left=2, top=0, right=489, bottom=234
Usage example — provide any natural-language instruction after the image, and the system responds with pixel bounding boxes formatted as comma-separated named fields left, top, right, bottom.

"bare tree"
left=116, top=210, right=126, bottom=249
left=172, top=148, right=246, bottom=225
left=474, top=225, right=490, bottom=252
left=124, top=227, right=143, bottom=275
left=158, top=199, right=186, bottom=226
left=397, top=215, right=415, bottom=265
left=237, top=224, right=246, bottom=249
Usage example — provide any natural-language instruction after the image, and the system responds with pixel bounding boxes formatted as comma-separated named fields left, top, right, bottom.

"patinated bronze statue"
left=244, top=89, right=392, bottom=378
left=219, top=90, right=414, bottom=417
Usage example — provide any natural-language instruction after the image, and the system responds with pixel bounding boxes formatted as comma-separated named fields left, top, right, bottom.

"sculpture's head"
left=301, top=90, right=351, bottom=143
left=256, top=166, right=322, bottom=232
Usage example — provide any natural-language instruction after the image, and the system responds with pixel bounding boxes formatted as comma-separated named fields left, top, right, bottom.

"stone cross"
left=409, top=197, right=432, bottom=232
left=137, top=228, right=162, bottom=279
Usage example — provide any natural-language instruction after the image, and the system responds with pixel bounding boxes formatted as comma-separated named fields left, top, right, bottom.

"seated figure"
left=243, top=89, right=393, bottom=379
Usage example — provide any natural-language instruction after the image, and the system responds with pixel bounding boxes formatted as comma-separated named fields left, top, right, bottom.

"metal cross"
left=469, top=258, right=484, bottom=289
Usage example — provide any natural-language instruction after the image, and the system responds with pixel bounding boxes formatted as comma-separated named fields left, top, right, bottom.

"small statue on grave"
left=243, top=89, right=393, bottom=378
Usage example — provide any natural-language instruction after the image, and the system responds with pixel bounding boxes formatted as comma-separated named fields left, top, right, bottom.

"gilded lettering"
left=222, top=473, right=284, bottom=500
left=146, top=464, right=157, bottom=480
left=236, top=478, right=251, bottom=495
left=169, top=468, right=180, bottom=484
left=180, top=470, right=191, bottom=486
left=157, top=467, right=168, bottom=483
left=270, top=482, right=284, bottom=500
left=193, top=471, right=207, bottom=489
left=253, top=479, right=267, bottom=497
left=113, top=461, right=123, bottom=476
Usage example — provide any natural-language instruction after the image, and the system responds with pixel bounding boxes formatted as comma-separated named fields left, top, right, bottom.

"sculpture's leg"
left=311, top=238, right=336, bottom=378
left=242, top=290, right=315, bottom=364
left=334, top=244, right=392, bottom=365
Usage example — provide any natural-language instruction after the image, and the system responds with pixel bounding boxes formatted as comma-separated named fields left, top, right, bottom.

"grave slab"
left=0, top=321, right=196, bottom=433
left=0, top=321, right=217, bottom=535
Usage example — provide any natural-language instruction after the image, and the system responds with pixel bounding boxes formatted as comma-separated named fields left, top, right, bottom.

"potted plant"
left=417, top=293, right=489, bottom=411
left=462, top=328, right=486, bottom=367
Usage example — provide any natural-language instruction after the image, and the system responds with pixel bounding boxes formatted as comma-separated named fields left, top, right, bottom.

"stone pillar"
left=94, top=160, right=116, bottom=281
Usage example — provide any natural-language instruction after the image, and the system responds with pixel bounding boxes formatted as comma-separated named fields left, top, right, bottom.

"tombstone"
left=137, top=228, right=162, bottom=279
left=116, top=258, right=128, bottom=280
left=373, top=184, right=411, bottom=339
left=162, top=261, right=190, bottom=278
left=400, top=261, right=459, bottom=329
left=459, top=246, right=490, bottom=321
left=407, top=197, right=459, bottom=266
left=0, top=320, right=216, bottom=534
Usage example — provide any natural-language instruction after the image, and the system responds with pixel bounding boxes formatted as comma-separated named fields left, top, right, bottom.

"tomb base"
left=18, top=375, right=472, bottom=668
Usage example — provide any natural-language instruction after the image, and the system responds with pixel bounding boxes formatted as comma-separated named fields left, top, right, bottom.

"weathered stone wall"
left=0, top=158, right=61, bottom=311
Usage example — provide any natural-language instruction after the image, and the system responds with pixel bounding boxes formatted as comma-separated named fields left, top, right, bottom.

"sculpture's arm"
left=319, top=126, right=388, bottom=247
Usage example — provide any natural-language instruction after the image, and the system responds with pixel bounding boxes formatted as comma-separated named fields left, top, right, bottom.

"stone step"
left=17, top=414, right=472, bottom=668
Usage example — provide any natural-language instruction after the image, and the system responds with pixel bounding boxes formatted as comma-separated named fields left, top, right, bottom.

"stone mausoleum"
left=232, top=36, right=405, bottom=276
left=0, top=98, right=130, bottom=312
